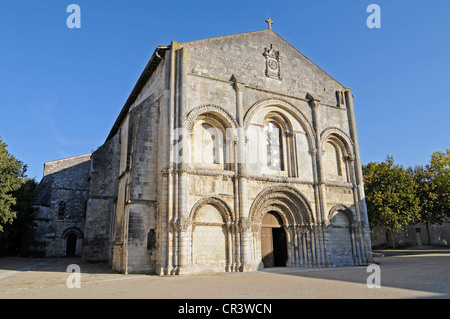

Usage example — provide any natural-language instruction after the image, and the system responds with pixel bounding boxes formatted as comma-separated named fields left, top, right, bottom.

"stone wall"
left=83, top=134, right=119, bottom=263
left=30, top=154, right=91, bottom=257
left=371, top=220, right=450, bottom=248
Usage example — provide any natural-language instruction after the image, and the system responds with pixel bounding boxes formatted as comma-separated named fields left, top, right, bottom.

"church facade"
left=32, top=27, right=373, bottom=275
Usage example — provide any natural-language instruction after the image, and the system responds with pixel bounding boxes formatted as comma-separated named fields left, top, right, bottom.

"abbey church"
left=30, top=22, right=373, bottom=275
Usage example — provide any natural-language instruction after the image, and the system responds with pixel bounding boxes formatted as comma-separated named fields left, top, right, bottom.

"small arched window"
left=191, top=117, right=230, bottom=170
left=323, top=138, right=349, bottom=182
left=265, top=121, right=283, bottom=171
left=201, top=123, right=219, bottom=164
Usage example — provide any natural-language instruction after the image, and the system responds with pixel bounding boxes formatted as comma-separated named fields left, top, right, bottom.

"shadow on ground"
left=1, top=254, right=449, bottom=298
left=258, top=254, right=450, bottom=297
left=0, top=256, right=116, bottom=275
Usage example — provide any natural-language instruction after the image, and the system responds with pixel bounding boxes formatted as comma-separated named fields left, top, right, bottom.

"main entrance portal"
left=261, top=211, right=287, bottom=268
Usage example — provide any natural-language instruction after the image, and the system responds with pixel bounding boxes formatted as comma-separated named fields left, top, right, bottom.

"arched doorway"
left=261, top=211, right=287, bottom=268
left=62, top=227, right=83, bottom=257
left=66, top=233, right=77, bottom=257
left=328, top=210, right=354, bottom=266
left=192, top=204, right=228, bottom=272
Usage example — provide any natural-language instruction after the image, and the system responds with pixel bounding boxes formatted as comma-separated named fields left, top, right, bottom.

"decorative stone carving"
left=243, top=98, right=316, bottom=146
left=263, top=44, right=282, bottom=80
left=320, top=127, right=355, bottom=149
left=239, top=218, right=252, bottom=232
left=190, top=196, right=234, bottom=223
left=186, top=104, right=238, bottom=133
left=249, top=185, right=314, bottom=225
left=327, top=204, right=356, bottom=225
left=178, top=217, right=192, bottom=232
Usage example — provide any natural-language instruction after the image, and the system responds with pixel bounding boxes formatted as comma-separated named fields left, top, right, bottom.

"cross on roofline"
left=265, top=17, right=273, bottom=30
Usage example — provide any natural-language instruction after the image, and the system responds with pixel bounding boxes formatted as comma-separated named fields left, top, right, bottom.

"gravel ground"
left=0, top=254, right=449, bottom=299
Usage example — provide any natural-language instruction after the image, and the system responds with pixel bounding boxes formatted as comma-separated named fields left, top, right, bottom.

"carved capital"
left=285, top=130, right=294, bottom=138
left=346, top=154, right=355, bottom=162
left=240, top=218, right=252, bottom=232
left=178, top=217, right=192, bottom=232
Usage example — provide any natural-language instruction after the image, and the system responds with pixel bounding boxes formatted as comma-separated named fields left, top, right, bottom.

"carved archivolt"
left=186, top=104, right=238, bottom=133
left=327, top=204, right=356, bottom=226
left=189, top=196, right=234, bottom=223
left=249, top=185, right=314, bottom=227
left=320, top=127, right=354, bottom=155
left=243, top=98, right=316, bottom=147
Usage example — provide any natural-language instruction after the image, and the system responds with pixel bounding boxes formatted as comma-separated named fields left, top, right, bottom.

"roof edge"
left=105, top=45, right=171, bottom=141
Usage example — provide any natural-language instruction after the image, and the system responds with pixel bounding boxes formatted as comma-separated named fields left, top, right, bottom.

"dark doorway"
left=272, top=227, right=287, bottom=267
left=66, top=233, right=77, bottom=257
left=261, top=211, right=287, bottom=268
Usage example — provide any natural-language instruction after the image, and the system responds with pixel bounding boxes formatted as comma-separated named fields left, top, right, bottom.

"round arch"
left=186, top=104, right=238, bottom=133
left=243, top=98, right=316, bottom=149
left=327, top=204, right=356, bottom=266
left=61, top=227, right=83, bottom=257
left=61, top=227, right=84, bottom=240
left=328, top=204, right=356, bottom=225
left=249, top=185, right=314, bottom=226
left=320, top=127, right=354, bottom=157
left=189, top=196, right=234, bottom=223
left=189, top=196, right=233, bottom=273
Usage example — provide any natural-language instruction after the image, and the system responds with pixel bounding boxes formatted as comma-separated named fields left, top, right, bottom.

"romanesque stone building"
left=29, top=154, right=90, bottom=257
left=32, top=25, right=373, bottom=274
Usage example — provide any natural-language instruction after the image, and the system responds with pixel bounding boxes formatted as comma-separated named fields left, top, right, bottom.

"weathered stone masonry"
left=30, top=154, right=91, bottom=257
left=33, top=28, right=373, bottom=274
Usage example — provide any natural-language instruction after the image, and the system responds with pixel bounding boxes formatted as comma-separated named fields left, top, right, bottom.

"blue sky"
left=1, top=0, right=449, bottom=181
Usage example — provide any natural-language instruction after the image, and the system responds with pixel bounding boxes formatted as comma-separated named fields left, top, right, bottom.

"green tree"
left=409, top=150, right=449, bottom=246
left=427, top=150, right=450, bottom=217
left=0, top=178, right=37, bottom=255
left=363, top=155, right=420, bottom=248
left=0, top=136, right=26, bottom=233
left=411, top=165, right=438, bottom=245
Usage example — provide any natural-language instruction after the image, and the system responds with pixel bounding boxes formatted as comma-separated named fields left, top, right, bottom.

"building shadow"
left=0, top=256, right=117, bottom=276
left=257, top=254, right=450, bottom=298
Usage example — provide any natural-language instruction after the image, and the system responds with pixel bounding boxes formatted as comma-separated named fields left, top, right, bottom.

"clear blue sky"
left=1, top=0, right=449, bottom=181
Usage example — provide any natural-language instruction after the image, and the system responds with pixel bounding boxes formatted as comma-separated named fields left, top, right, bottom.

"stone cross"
left=265, top=17, right=273, bottom=30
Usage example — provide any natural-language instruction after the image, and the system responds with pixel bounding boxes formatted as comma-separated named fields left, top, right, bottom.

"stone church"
left=31, top=22, right=373, bottom=275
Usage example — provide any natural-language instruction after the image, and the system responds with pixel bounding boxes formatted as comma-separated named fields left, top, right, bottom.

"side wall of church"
left=83, top=135, right=120, bottom=263
left=113, top=61, right=166, bottom=274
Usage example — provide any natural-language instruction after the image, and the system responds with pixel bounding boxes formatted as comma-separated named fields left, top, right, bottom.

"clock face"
left=268, top=59, right=278, bottom=70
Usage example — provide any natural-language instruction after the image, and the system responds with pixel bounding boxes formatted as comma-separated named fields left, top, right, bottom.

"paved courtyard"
left=0, top=253, right=449, bottom=299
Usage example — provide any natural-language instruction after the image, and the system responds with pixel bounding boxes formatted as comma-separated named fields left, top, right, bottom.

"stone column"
left=239, top=217, right=252, bottom=271
left=308, top=94, right=327, bottom=267
left=285, top=131, right=298, bottom=178
left=232, top=75, right=251, bottom=271
left=226, top=222, right=233, bottom=272
left=177, top=217, right=191, bottom=274
left=345, top=89, right=372, bottom=264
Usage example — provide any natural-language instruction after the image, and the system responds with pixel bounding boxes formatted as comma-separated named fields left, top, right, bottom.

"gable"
left=182, top=29, right=345, bottom=106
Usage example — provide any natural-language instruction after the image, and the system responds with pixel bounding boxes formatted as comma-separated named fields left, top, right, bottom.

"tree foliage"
left=363, top=151, right=450, bottom=248
left=363, top=155, right=420, bottom=235
left=426, top=150, right=450, bottom=218
left=0, top=136, right=26, bottom=232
